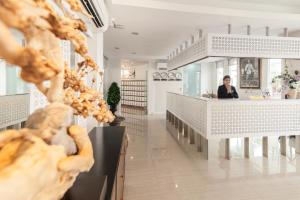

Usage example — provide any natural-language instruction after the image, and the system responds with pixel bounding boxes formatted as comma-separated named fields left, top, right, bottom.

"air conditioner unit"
left=157, top=63, right=167, bottom=71
left=80, top=0, right=109, bottom=32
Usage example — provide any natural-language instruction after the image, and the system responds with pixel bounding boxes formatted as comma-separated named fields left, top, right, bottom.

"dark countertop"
left=62, top=126, right=126, bottom=200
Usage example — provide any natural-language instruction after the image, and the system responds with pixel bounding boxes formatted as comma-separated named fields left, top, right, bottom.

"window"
left=268, top=59, right=282, bottom=90
left=229, top=58, right=238, bottom=87
left=0, top=60, right=28, bottom=96
left=0, top=60, right=6, bottom=95
left=216, top=61, right=224, bottom=86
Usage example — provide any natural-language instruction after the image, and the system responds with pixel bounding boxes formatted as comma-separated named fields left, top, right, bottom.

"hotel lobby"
left=1, top=0, right=300, bottom=200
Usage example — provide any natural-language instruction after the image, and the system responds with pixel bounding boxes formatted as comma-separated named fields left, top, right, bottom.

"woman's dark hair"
left=223, top=75, right=231, bottom=81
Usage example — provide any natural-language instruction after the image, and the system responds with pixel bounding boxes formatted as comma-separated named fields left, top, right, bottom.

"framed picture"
left=121, top=68, right=135, bottom=79
left=239, top=58, right=261, bottom=89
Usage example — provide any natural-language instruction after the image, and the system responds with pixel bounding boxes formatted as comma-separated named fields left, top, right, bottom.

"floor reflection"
left=123, top=109, right=300, bottom=200
left=121, top=106, right=147, bottom=139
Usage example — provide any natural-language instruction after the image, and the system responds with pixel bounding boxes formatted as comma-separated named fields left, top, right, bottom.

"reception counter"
left=0, top=94, right=30, bottom=129
left=166, top=92, right=300, bottom=159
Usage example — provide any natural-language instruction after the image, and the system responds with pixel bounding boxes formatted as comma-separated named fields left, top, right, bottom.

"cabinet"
left=121, top=80, right=147, bottom=112
left=111, top=134, right=128, bottom=200
left=62, top=127, right=127, bottom=200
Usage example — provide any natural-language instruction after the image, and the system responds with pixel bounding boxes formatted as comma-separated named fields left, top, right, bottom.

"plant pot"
left=109, top=116, right=121, bottom=126
left=110, top=104, right=117, bottom=115
left=287, top=89, right=297, bottom=99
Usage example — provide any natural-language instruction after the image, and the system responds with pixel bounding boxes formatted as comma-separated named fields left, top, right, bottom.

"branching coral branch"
left=0, top=0, right=114, bottom=199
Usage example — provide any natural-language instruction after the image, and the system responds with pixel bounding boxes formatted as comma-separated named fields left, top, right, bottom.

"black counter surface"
left=62, top=126, right=126, bottom=200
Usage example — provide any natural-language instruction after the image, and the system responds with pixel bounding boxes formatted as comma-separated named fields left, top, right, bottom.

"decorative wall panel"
left=209, top=100, right=300, bottom=138
left=208, top=34, right=300, bottom=58
left=168, top=33, right=300, bottom=70
left=0, top=94, right=30, bottom=128
left=167, top=92, right=207, bottom=136
left=168, top=37, right=207, bottom=70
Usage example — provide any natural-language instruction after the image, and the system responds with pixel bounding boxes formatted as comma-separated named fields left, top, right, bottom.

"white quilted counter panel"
left=0, top=94, right=30, bottom=128
left=167, top=92, right=300, bottom=139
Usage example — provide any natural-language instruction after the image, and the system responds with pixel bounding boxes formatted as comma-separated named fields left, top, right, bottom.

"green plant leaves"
left=107, top=82, right=121, bottom=106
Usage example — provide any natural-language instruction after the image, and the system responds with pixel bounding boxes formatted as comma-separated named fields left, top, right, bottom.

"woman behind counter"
left=217, top=75, right=239, bottom=99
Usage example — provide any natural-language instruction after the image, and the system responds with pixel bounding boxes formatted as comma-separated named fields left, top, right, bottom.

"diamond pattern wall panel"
left=168, top=34, right=300, bottom=70
left=208, top=34, right=300, bottom=58
left=0, top=94, right=30, bottom=128
left=167, top=92, right=207, bottom=137
left=168, top=37, right=207, bottom=70
left=208, top=100, right=300, bottom=138
left=167, top=93, right=300, bottom=139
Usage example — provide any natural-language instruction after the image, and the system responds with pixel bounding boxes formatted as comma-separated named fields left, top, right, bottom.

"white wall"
left=147, top=61, right=183, bottom=114
left=103, top=57, right=121, bottom=96
left=148, top=81, right=182, bottom=114
left=103, top=57, right=121, bottom=114
left=285, top=59, right=300, bottom=74
left=132, top=63, right=148, bottom=80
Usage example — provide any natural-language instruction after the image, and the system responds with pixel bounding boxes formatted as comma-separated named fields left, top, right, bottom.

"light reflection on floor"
left=123, top=107, right=300, bottom=200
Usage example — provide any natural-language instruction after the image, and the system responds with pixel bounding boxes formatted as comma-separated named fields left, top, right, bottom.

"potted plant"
left=107, top=82, right=121, bottom=115
left=273, top=65, right=300, bottom=99
left=287, top=79, right=299, bottom=99
left=107, top=82, right=122, bottom=126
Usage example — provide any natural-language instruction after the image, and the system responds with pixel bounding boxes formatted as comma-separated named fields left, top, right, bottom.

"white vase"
left=287, top=89, right=297, bottom=99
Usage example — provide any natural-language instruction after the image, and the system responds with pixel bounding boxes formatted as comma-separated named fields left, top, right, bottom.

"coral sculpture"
left=0, top=0, right=114, bottom=199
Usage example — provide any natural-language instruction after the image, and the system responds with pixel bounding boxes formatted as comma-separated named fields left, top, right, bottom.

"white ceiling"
left=104, top=0, right=300, bottom=61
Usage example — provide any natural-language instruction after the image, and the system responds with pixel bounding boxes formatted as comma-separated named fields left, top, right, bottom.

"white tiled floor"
left=123, top=113, right=300, bottom=200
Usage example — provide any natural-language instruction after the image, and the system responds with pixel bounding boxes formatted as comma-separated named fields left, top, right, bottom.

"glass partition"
left=180, top=57, right=286, bottom=99
left=182, top=63, right=201, bottom=97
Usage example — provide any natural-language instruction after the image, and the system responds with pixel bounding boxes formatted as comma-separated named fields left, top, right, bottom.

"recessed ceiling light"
left=114, top=47, right=120, bottom=50
left=131, top=52, right=136, bottom=55
left=131, top=32, right=139, bottom=35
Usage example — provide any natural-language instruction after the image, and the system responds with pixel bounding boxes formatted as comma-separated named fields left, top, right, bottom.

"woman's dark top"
left=217, top=85, right=239, bottom=99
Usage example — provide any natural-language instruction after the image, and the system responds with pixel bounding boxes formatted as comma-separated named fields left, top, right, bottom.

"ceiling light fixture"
left=114, top=47, right=120, bottom=50
left=131, top=52, right=136, bottom=55
left=131, top=32, right=139, bottom=35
